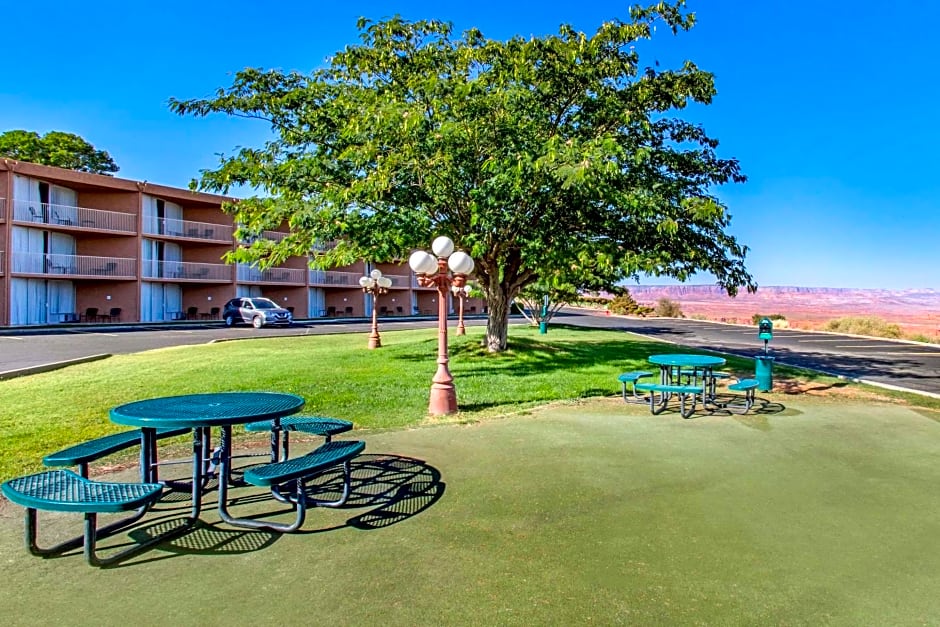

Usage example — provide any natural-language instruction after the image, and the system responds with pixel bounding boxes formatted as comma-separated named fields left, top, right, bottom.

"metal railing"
left=311, top=240, right=338, bottom=252
left=0, top=198, right=6, bottom=221
left=263, top=230, right=289, bottom=242
left=237, top=265, right=306, bottom=283
left=143, top=217, right=234, bottom=242
left=382, top=274, right=410, bottom=288
left=13, top=252, right=136, bottom=278
left=308, top=270, right=362, bottom=286
left=12, top=199, right=136, bottom=233
left=141, top=260, right=232, bottom=281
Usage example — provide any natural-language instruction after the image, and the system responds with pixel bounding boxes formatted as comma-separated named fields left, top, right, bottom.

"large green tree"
left=0, top=130, right=119, bottom=174
left=170, top=1, right=754, bottom=351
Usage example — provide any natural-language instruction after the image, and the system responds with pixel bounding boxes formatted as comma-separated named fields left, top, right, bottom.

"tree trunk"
left=484, top=288, right=511, bottom=352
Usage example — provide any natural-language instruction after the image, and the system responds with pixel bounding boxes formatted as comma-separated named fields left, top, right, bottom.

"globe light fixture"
left=408, top=236, right=475, bottom=415
left=360, top=267, right=393, bottom=349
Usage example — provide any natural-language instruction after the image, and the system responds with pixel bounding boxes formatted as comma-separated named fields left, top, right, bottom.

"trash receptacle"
left=755, top=356, right=774, bottom=392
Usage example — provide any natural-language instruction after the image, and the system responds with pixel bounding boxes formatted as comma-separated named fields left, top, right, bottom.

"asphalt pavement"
left=2, top=312, right=938, bottom=398
left=564, top=313, right=940, bottom=398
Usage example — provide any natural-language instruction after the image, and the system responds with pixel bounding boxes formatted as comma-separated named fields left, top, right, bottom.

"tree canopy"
left=170, top=1, right=754, bottom=351
left=0, top=130, right=119, bottom=175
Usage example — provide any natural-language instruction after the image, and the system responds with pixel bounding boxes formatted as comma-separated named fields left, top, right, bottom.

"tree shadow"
left=394, top=325, right=719, bottom=380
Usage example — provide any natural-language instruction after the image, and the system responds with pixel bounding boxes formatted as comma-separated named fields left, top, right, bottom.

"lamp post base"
left=368, top=333, right=382, bottom=349
left=428, top=381, right=458, bottom=415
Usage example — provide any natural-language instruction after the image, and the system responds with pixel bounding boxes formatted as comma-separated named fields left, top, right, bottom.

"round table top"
left=648, top=354, right=727, bottom=368
left=110, top=391, right=305, bottom=429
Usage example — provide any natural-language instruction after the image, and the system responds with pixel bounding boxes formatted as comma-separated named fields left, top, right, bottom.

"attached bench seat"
left=43, top=428, right=190, bottom=479
left=725, top=378, right=760, bottom=414
left=244, top=416, right=353, bottom=461
left=634, top=382, right=704, bottom=419
left=219, top=440, right=365, bottom=533
left=617, top=371, right=653, bottom=403
left=1, top=470, right=165, bottom=567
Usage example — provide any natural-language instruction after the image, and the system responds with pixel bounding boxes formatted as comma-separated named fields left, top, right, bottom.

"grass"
left=0, top=323, right=800, bottom=482
left=2, top=398, right=940, bottom=624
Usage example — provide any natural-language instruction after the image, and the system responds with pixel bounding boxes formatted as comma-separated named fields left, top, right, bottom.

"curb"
left=0, top=354, right=112, bottom=380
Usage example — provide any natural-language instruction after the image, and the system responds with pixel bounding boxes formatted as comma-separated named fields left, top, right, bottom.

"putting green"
left=1, top=398, right=939, bottom=625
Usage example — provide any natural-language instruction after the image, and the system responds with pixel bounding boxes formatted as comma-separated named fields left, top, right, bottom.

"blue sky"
left=3, top=1, right=938, bottom=289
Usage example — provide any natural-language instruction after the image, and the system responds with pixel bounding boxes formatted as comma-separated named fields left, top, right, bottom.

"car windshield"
left=249, top=298, right=279, bottom=310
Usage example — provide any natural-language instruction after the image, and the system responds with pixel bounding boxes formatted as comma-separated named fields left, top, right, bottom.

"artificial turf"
left=2, top=396, right=939, bottom=625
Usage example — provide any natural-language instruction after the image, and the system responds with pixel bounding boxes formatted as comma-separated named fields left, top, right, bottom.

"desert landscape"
left=627, top=285, right=940, bottom=339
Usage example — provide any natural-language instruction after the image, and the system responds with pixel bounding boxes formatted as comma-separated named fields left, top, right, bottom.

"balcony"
left=382, top=274, right=410, bottom=288
left=308, top=270, right=362, bottom=287
left=310, top=240, right=338, bottom=253
left=142, top=260, right=232, bottom=281
left=263, top=230, right=289, bottom=242
left=13, top=199, right=136, bottom=233
left=237, top=265, right=306, bottom=284
left=13, top=252, right=136, bottom=278
left=144, top=217, right=234, bottom=243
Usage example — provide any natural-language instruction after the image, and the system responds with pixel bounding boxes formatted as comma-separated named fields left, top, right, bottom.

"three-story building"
left=0, top=160, right=482, bottom=326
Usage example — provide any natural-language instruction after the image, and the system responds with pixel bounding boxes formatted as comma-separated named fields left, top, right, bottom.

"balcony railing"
left=144, top=217, right=234, bottom=242
left=0, top=198, right=6, bottom=221
left=308, top=270, right=362, bottom=286
left=310, top=240, right=338, bottom=253
left=13, top=252, right=136, bottom=278
left=237, top=265, right=306, bottom=283
left=263, top=230, right=289, bottom=242
left=382, top=274, right=410, bottom=288
left=13, top=199, right=136, bottom=233
left=142, top=260, right=232, bottom=281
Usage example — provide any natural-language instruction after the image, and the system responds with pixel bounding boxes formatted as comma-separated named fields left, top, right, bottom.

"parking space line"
left=797, top=338, right=883, bottom=343
left=834, top=344, right=915, bottom=349
left=0, top=336, right=26, bottom=341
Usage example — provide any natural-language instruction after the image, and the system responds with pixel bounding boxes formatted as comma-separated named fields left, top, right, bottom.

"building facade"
left=0, top=160, right=482, bottom=326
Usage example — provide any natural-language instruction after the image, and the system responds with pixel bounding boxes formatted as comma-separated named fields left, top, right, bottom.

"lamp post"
left=451, top=284, right=469, bottom=336
left=409, top=236, right=475, bottom=415
left=359, top=268, right=393, bottom=349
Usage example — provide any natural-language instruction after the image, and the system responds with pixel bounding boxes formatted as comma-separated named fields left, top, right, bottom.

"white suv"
left=222, top=297, right=292, bottom=328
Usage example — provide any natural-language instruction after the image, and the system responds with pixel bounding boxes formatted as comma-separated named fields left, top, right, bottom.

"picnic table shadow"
left=120, top=454, right=443, bottom=565
left=647, top=394, right=788, bottom=422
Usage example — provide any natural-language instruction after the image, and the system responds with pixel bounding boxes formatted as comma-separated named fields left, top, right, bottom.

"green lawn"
left=2, top=398, right=939, bottom=625
left=0, top=324, right=790, bottom=482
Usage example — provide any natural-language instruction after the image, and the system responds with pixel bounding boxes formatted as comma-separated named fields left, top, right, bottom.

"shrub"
left=751, top=313, right=787, bottom=325
left=824, top=316, right=901, bottom=339
left=654, top=298, right=683, bottom=318
left=607, top=291, right=650, bottom=316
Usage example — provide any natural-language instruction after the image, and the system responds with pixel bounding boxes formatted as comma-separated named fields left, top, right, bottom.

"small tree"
left=608, top=290, right=651, bottom=316
left=0, top=130, right=119, bottom=175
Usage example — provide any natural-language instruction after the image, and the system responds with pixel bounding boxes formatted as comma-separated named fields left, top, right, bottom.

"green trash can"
left=755, top=356, right=774, bottom=392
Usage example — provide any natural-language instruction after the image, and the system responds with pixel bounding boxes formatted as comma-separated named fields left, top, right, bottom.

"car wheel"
left=252, top=316, right=264, bottom=329
left=224, top=315, right=236, bottom=327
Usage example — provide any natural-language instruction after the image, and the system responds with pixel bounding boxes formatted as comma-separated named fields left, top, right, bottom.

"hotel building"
left=0, top=160, right=482, bottom=326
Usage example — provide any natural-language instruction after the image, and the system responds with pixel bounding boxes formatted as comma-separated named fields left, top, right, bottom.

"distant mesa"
left=621, top=285, right=940, bottom=334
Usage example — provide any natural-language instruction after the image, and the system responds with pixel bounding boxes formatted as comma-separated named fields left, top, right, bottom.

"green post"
left=755, top=318, right=774, bottom=391
left=539, top=296, right=548, bottom=334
